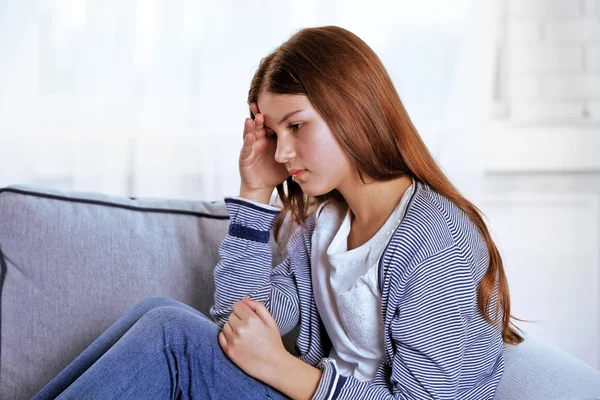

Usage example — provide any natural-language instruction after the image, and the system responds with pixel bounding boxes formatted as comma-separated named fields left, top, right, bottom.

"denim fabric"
left=32, top=296, right=290, bottom=400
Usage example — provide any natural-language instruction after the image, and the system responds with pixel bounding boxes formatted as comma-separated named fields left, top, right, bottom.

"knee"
left=141, top=306, right=218, bottom=345
left=130, top=296, right=180, bottom=315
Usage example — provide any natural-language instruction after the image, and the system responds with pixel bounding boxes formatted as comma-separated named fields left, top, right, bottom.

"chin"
left=299, top=182, right=334, bottom=198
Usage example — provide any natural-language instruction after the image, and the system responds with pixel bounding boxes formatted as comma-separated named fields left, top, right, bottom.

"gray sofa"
left=1, top=184, right=599, bottom=400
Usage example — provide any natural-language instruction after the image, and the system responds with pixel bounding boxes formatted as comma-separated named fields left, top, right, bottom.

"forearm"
left=210, top=197, right=280, bottom=324
left=264, top=352, right=323, bottom=400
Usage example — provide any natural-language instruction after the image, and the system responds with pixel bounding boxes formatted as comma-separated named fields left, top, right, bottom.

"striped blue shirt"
left=209, top=180, right=505, bottom=399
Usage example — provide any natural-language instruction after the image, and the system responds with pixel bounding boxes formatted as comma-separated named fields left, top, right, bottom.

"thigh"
left=54, top=304, right=291, bottom=400
left=140, top=306, right=292, bottom=400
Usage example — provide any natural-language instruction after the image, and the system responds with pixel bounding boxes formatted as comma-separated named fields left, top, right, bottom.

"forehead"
left=256, top=92, right=310, bottom=113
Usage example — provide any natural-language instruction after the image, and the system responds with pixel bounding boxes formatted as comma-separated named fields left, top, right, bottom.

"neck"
left=340, top=174, right=413, bottom=230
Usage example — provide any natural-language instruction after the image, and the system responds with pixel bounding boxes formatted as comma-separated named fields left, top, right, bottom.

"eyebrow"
left=279, top=109, right=304, bottom=124
left=264, top=109, right=304, bottom=130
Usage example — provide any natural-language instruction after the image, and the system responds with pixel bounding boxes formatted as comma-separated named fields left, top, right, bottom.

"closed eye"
left=266, top=123, right=303, bottom=140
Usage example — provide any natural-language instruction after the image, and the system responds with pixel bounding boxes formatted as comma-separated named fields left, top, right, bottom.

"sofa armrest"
left=495, top=333, right=600, bottom=399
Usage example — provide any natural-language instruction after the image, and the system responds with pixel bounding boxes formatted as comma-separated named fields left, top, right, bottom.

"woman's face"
left=256, top=92, right=356, bottom=197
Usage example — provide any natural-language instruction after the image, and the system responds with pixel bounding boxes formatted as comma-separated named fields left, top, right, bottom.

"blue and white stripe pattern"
left=209, top=181, right=505, bottom=399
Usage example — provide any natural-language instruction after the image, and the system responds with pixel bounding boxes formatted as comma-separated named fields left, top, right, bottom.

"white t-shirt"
left=311, top=180, right=415, bottom=381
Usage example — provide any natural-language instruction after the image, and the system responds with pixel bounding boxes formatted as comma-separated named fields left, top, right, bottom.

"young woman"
left=33, top=25, right=523, bottom=400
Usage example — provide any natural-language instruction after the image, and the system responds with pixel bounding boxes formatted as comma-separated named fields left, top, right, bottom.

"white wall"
left=480, top=0, right=600, bottom=369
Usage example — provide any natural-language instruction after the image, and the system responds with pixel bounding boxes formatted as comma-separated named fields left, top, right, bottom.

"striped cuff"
left=313, top=358, right=347, bottom=400
left=227, top=195, right=282, bottom=212
left=224, top=197, right=281, bottom=243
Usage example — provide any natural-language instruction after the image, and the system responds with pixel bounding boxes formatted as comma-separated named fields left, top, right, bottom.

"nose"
left=274, top=136, right=297, bottom=164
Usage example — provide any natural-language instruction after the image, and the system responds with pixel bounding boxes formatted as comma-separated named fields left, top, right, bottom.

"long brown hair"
left=247, top=26, right=523, bottom=345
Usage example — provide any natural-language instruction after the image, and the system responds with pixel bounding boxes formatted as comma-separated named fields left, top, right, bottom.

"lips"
left=289, top=169, right=307, bottom=179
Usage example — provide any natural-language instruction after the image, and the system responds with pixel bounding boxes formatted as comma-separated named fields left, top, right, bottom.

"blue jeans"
left=32, top=296, right=291, bottom=399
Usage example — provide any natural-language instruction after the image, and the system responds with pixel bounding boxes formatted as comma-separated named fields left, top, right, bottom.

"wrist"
left=261, top=350, right=294, bottom=387
left=239, top=186, right=274, bottom=205
left=264, top=351, right=323, bottom=400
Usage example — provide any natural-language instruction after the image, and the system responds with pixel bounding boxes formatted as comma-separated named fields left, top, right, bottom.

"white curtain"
left=0, top=0, right=492, bottom=202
